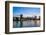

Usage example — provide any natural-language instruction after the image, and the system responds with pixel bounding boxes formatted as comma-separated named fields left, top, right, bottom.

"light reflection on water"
left=13, top=20, right=40, bottom=28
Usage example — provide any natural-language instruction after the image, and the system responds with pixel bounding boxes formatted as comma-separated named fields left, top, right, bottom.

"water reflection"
left=13, top=20, right=40, bottom=28
left=20, top=20, right=23, bottom=27
left=33, top=20, right=37, bottom=27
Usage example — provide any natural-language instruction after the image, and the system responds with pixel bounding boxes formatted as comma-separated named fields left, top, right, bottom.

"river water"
left=13, top=20, right=40, bottom=28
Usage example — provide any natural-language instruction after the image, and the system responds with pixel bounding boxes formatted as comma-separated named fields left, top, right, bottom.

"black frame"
left=5, top=1, right=45, bottom=34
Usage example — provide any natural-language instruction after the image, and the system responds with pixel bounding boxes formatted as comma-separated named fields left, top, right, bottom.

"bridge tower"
left=20, top=14, right=23, bottom=20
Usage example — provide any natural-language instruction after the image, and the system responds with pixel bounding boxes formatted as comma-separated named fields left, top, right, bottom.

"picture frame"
left=5, top=1, right=45, bottom=34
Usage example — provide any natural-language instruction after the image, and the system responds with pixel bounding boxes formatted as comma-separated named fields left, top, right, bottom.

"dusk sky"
left=13, top=7, right=40, bottom=17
